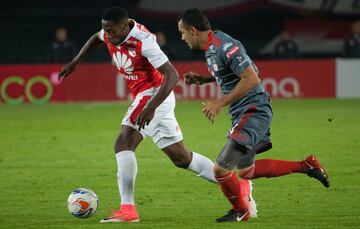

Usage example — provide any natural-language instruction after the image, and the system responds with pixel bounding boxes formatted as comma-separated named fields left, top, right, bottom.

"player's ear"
left=190, top=26, right=197, bottom=36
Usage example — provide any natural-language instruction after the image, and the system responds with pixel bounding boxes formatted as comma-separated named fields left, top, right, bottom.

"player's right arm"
left=183, top=72, right=215, bottom=85
left=59, top=32, right=103, bottom=79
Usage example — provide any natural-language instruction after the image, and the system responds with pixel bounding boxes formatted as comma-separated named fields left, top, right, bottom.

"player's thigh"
left=148, top=92, right=183, bottom=149
left=115, top=125, right=143, bottom=152
left=216, top=139, right=256, bottom=171
left=122, top=90, right=176, bottom=138
left=150, top=109, right=183, bottom=150
left=230, top=106, right=272, bottom=153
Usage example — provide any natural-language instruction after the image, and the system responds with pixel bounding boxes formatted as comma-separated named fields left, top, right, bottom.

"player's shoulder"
left=130, top=20, right=154, bottom=43
left=214, top=31, right=240, bottom=52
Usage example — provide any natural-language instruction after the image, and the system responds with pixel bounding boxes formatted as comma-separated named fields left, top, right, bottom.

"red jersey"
left=99, top=20, right=168, bottom=98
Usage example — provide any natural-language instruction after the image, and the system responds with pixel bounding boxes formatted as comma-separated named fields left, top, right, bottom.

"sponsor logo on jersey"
left=113, top=52, right=138, bottom=80
left=226, top=46, right=240, bottom=59
left=121, top=74, right=138, bottom=80
left=113, top=52, right=134, bottom=74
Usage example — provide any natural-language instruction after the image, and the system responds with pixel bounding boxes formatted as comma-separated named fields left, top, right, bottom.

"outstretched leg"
left=238, top=155, right=330, bottom=188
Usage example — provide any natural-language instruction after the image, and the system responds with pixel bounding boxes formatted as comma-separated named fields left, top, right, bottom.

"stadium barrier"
left=0, top=59, right=358, bottom=104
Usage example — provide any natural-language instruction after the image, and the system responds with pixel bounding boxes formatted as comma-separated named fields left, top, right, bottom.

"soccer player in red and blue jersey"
left=178, top=8, right=330, bottom=223
left=59, top=7, right=256, bottom=223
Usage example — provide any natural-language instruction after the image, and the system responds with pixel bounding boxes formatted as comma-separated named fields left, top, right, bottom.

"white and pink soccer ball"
left=67, top=188, right=98, bottom=218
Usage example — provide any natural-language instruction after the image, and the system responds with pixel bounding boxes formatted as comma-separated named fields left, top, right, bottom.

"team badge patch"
left=128, top=48, right=136, bottom=57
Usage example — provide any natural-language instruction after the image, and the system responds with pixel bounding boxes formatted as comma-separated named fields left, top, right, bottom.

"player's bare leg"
left=100, top=125, right=143, bottom=223
left=161, top=140, right=217, bottom=183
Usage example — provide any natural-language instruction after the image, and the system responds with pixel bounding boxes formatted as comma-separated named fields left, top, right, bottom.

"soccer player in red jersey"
left=59, top=7, right=256, bottom=223
left=177, top=8, right=330, bottom=222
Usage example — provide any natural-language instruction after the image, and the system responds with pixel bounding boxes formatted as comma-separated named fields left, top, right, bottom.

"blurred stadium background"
left=1, top=0, right=360, bottom=228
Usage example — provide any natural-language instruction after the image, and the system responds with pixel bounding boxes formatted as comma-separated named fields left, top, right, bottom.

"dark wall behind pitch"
left=0, top=0, right=356, bottom=64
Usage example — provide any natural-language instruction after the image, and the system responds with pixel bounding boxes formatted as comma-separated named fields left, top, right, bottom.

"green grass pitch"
left=1, top=99, right=359, bottom=228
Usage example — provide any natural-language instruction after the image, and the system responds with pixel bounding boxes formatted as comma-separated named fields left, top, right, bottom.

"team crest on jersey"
left=113, top=51, right=134, bottom=74
left=126, top=40, right=137, bottom=45
left=128, top=48, right=136, bottom=57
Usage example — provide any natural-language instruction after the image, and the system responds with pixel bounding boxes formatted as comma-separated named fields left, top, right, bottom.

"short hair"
left=177, top=8, right=211, bottom=31
left=102, top=7, right=129, bottom=23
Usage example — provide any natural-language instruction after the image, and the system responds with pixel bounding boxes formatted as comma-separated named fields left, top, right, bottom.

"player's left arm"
left=202, top=66, right=260, bottom=123
left=202, top=43, right=260, bottom=123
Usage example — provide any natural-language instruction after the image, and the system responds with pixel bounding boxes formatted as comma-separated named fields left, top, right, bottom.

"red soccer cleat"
left=303, top=155, right=330, bottom=188
left=100, top=205, right=139, bottom=223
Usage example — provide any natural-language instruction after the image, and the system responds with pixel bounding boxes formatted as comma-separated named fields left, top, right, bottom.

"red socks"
left=216, top=172, right=248, bottom=213
left=241, top=159, right=306, bottom=179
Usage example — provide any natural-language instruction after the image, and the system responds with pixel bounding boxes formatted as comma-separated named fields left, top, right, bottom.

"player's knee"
left=163, top=144, right=192, bottom=168
left=169, top=152, right=191, bottom=168
left=238, top=166, right=255, bottom=179
left=171, top=158, right=189, bottom=168
left=213, top=164, right=230, bottom=177
left=114, top=134, right=128, bottom=153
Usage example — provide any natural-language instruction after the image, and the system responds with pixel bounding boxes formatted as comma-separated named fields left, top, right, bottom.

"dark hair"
left=177, top=8, right=211, bottom=31
left=102, top=7, right=129, bottom=23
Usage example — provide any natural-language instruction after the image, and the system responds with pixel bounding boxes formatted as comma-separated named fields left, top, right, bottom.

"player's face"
left=102, top=19, right=129, bottom=45
left=178, top=19, right=199, bottom=49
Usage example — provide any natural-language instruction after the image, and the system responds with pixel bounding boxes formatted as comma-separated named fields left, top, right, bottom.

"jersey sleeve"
left=220, top=43, right=251, bottom=77
left=98, top=30, right=105, bottom=42
left=141, top=33, right=169, bottom=69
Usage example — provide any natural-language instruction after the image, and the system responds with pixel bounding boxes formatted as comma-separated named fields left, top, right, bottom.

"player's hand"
left=137, top=106, right=155, bottom=130
left=183, top=71, right=203, bottom=85
left=59, top=60, right=78, bottom=81
left=202, top=101, right=224, bottom=123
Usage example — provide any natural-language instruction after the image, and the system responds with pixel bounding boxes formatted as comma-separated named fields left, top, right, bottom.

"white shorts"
left=121, top=88, right=183, bottom=149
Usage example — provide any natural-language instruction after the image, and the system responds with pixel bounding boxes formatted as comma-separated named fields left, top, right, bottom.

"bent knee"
left=114, top=135, right=132, bottom=153
left=171, top=157, right=191, bottom=168
left=238, top=165, right=255, bottom=179
left=213, top=164, right=231, bottom=177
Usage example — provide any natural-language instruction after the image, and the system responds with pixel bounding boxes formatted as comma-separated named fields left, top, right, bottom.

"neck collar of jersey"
left=119, top=19, right=137, bottom=45
left=203, top=30, right=213, bottom=51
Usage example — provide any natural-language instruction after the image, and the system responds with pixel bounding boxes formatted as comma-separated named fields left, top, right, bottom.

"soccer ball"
left=67, top=188, right=98, bottom=218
